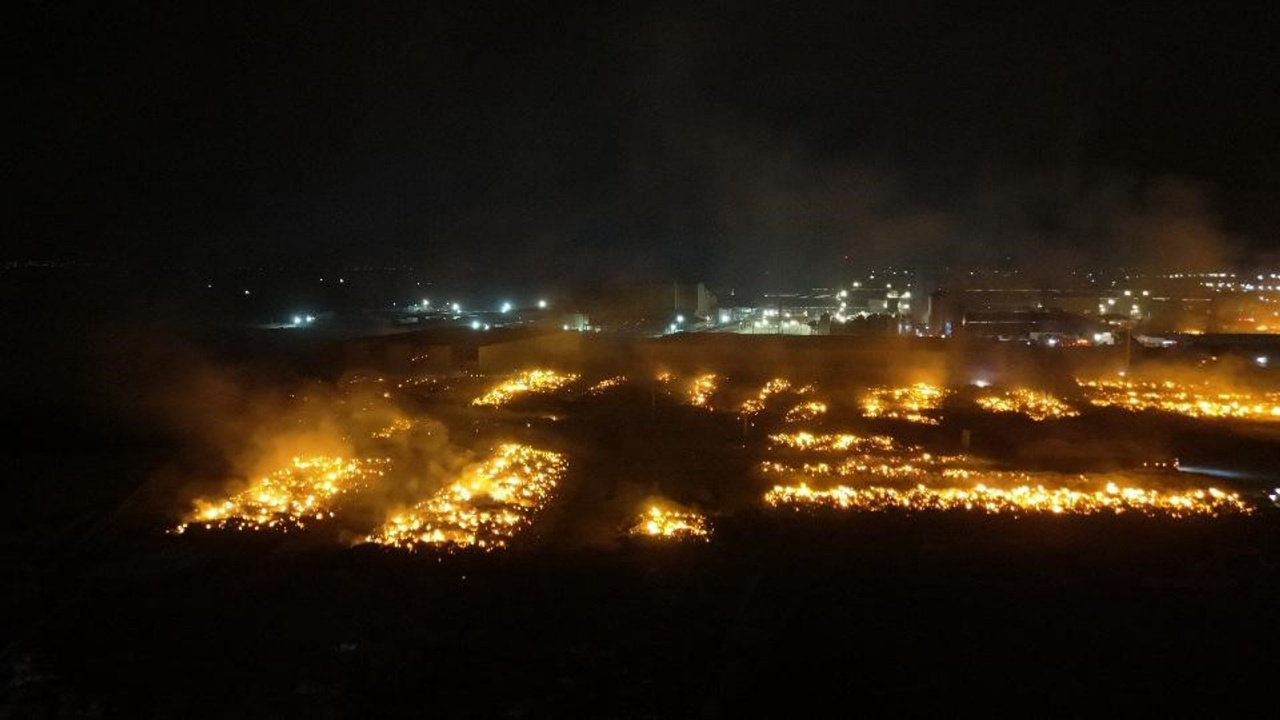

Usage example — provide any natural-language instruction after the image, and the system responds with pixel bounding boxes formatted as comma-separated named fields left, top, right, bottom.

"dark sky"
left=8, top=2, right=1280, bottom=286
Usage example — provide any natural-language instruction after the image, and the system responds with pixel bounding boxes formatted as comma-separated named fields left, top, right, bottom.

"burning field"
left=975, top=388, right=1079, bottom=421
left=166, top=368, right=1278, bottom=552
left=764, top=482, right=1250, bottom=517
left=759, top=428, right=1250, bottom=517
left=860, top=382, right=949, bottom=424
left=174, top=456, right=389, bottom=533
left=628, top=503, right=711, bottom=541
left=364, top=443, right=567, bottom=551
left=471, top=369, right=580, bottom=407
left=1078, top=377, right=1280, bottom=421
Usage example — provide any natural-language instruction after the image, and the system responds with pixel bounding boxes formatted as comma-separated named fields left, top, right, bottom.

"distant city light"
left=243, top=289, right=251, bottom=295
left=676, top=314, right=685, bottom=323
left=471, top=320, right=481, bottom=330
left=973, top=379, right=991, bottom=388
left=451, top=302, right=461, bottom=313
left=562, top=324, right=569, bottom=331
left=501, top=301, right=512, bottom=313
left=293, top=316, right=302, bottom=325
left=1258, top=356, right=1269, bottom=367
left=422, top=299, right=430, bottom=308
left=538, top=299, right=548, bottom=309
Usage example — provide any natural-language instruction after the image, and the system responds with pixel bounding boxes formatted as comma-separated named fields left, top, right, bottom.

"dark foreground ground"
left=4, top=507, right=1278, bottom=717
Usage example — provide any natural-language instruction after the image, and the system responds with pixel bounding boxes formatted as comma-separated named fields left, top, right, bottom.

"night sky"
left=9, top=2, right=1280, bottom=287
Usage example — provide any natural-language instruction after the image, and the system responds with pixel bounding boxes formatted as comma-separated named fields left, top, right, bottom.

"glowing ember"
left=587, top=375, right=627, bottom=394
left=688, top=374, right=722, bottom=408
left=471, top=369, right=579, bottom=407
left=628, top=505, right=710, bottom=540
left=364, top=443, right=567, bottom=551
left=740, top=378, right=792, bottom=416
left=761, top=451, right=960, bottom=481
left=861, top=383, right=949, bottom=424
left=975, top=389, right=1079, bottom=421
left=769, top=432, right=901, bottom=453
left=784, top=401, right=828, bottom=423
left=1078, top=379, right=1280, bottom=421
left=175, top=456, right=388, bottom=533
left=765, top=481, right=1252, bottom=517
left=371, top=418, right=414, bottom=438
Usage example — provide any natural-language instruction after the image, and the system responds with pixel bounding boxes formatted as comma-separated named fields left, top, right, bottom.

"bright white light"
left=669, top=323, right=678, bottom=332
left=676, top=314, right=685, bottom=323
left=422, top=299, right=430, bottom=308
left=501, top=302, right=512, bottom=313
left=538, top=299, right=548, bottom=309
left=293, top=316, right=302, bottom=325
left=1046, top=337, right=1059, bottom=347
left=973, top=379, right=991, bottom=388
left=305, top=315, right=315, bottom=323
left=562, top=324, right=569, bottom=331
left=470, top=320, right=481, bottom=330
left=484, top=323, right=491, bottom=330
left=1257, top=356, right=1269, bottom=366
left=243, top=290, right=251, bottom=295
left=451, top=302, right=461, bottom=313
left=852, top=282, right=861, bottom=288
left=339, top=278, right=345, bottom=284
left=839, top=290, right=848, bottom=298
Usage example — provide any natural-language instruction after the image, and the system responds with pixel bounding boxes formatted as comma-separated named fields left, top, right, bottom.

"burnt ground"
left=4, top=376, right=1280, bottom=717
